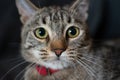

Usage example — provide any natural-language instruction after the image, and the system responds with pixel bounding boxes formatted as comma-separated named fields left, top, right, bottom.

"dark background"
left=0, top=0, right=120, bottom=80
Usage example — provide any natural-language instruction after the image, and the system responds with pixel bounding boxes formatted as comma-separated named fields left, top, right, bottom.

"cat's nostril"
left=54, top=49, right=65, bottom=57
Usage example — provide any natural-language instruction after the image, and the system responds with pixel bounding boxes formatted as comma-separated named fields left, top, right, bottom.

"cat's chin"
left=37, top=60, right=70, bottom=70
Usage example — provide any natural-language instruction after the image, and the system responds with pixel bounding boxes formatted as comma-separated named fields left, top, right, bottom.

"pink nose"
left=54, top=49, right=65, bottom=57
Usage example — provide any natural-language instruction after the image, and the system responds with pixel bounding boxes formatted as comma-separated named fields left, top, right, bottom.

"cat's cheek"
left=28, top=49, right=41, bottom=59
left=60, top=52, right=69, bottom=60
left=24, top=42, right=32, bottom=48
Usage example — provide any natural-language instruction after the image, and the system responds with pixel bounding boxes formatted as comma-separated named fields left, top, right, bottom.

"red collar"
left=36, top=65, right=59, bottom=76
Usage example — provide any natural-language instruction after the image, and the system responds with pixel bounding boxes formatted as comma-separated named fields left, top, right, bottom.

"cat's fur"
left=16, top=0, right=120, bottom=80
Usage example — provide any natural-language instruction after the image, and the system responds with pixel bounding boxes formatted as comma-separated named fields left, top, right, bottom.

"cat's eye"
left=67, top=26, right=80, bottom=38
left=34, top=27, right=48, bottom=39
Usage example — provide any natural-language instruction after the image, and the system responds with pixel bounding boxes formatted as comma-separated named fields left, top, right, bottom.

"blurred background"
left=0, top=0, right=120, bottom=80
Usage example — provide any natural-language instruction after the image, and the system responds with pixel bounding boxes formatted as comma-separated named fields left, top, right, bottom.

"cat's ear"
left=70, top=0, right=89, bottom=22
left=16, top=0, right=38, bottom=24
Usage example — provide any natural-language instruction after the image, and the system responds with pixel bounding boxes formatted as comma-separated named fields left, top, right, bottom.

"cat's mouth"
left=56, top=57, right=60, bottom=60
left=37, top=57, right=70, bottom=70
left=46, top=57, right=66, bottom=65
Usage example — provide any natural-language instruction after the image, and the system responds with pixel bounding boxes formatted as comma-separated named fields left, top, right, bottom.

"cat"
left=16, top=0, right=120, bottom=80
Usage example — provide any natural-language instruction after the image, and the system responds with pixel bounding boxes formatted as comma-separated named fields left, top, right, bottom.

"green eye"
left=34, top=27, right=48, bottom=39
left=67, top=26, right=80, bottom=38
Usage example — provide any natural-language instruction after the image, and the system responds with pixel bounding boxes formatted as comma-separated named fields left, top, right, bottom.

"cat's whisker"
left=0, top=56, right=23, bottom=63
left=78, top=59, right=97, bottom=75
left=79, top=58, right=96, bottom=73
left=11, top=58, right=26, bottom=66
left=79, top=59, right=98, bottom=79
left=76, top=59, right=97, bottom=79
left=69, top=62, right=81, bottom=80
left=76, top=60, right=93, bottom=77
left=0, top=61, right=27, bottom=80
left=8, top=56, right=22, bottom=60
left=78, top=56, right=103, bottom=68
left=15, top=63, right=34, bottom=80
left=80, top=55, right=101, bottom=63
left=83, top=54, right=105, bottom=60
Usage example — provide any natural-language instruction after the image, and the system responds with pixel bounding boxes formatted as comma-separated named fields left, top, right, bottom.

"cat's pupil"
left=69, top=27, right=76, bottom=35
left=38, top=28, right=45, bottom=36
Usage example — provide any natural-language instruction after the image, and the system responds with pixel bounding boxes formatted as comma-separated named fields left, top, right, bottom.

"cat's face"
left=16, top=0, right=91, bottom=69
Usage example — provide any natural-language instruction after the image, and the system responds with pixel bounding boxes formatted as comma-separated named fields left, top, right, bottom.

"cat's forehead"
left=28, top=7, right=84, bottom=31
left=29, top=7, right=74, bottom=29
left=35, top=7, right=73, bottom=23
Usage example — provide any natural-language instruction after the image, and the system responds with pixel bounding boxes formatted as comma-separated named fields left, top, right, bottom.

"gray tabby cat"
left=16, top=0, right=120, bottom=80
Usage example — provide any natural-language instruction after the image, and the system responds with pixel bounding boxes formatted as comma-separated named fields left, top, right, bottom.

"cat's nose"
left=54, top=49, right=65, bottom=57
